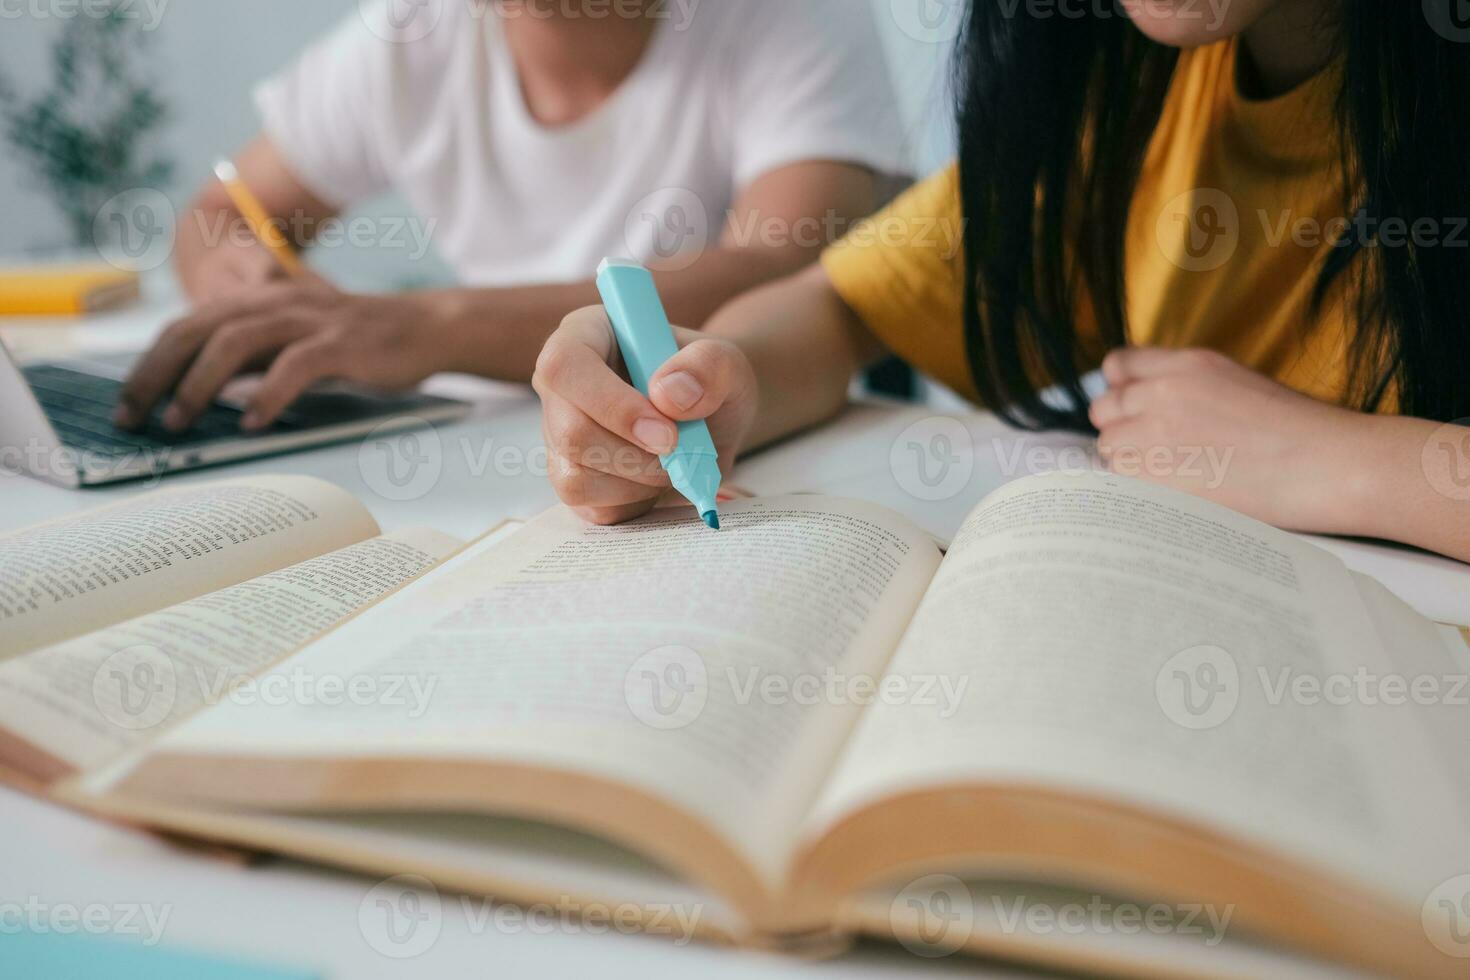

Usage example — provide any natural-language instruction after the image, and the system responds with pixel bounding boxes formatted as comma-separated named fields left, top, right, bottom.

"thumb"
left=647, top=337, right=749, bottom=422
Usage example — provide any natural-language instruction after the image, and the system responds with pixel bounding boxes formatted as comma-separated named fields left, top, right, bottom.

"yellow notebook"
left=0, top=264, right=141, bottom=316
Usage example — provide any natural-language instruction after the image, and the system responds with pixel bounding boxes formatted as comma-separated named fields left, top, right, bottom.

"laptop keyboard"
left=22, top=364, right=286, bottom=455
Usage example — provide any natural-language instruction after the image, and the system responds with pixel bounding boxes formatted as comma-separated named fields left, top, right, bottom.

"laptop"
left=0, top=338, right=471, bottom=488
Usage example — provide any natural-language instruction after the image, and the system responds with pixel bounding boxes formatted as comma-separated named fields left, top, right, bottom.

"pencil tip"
left=702, top=511, right=720, bottom=531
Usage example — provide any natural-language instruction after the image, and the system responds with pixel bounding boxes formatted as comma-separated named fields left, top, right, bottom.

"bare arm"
left=391, top=158, right=883, bottom=382
left=123, top=133, right=883, bottom=431
left=1354, top=416, right=1470, bottom=564
left=702, top=263, right=887, bottom=451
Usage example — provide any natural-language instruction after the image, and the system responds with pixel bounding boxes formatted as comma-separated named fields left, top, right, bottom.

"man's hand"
left=187, top=236, right=288, bottom=302
left=115, top=274, right=446, bottom=433
left=173, top=136, right=335, bottom=306
left=534, top=306, right=758, bottom=526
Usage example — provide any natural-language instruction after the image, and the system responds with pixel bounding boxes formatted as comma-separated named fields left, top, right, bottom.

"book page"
left=117, top=497, right=943, bottom=886
left=1350, top=572, right=1470, bottom=817
left=806, top=472, right=1470, bottom=906
left=0, top=476, right=380, bottom=659
left=0, top=528, right=461, bottom=780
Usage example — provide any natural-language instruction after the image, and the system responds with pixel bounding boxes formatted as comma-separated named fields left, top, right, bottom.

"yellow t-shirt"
left=822, top=40, right=1362, bottom=406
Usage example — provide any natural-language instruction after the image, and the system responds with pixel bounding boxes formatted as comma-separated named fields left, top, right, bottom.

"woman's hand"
left=1088, top=347, right=1386, bottom=534
left=116, top=274, right=447, bottom=433
left=533, top=306, right=759, bottom=526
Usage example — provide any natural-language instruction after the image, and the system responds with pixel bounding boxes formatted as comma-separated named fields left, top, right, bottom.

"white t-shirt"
left=254, top=0, right=908, bottom=287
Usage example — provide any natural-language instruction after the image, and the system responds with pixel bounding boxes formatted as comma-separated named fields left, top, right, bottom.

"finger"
left=1088, top=381, right=1153, bottom=429
left=534, top=308, right=677, bottom=456
left=166, top=316, right=309, bottom=431
left=548, top=450, right=667, bottom=511
left=233, top=241, right=283, bottom=279
left=576, top=501, right=662, bottom=527
left=243, top=338, right=340, bottom=430
left=116, top=318, right=218, bottom=428
left=1089, top=390, right=1123, bottom=430
left=551, top=305, right=621, bottom=364
left=1098, top=419, right=1210, bottom=493
left=1096, top=422, right=1136, bottom=466
left=1103, top=347, right=1230, bottom=386
left=116, top=285, right=300, bottom=427
left=541, top=397, right=671, bottom=489
left=1095, top=417, right=1163, bottom=467
left=647, top=338, right=747, bottom=422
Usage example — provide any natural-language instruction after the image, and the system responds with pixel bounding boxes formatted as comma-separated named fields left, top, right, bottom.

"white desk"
left=4, top=288, right=1468, bottom=979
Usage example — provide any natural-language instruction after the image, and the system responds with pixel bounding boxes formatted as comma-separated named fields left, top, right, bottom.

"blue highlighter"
left=596, top=258, right=722, bottom=530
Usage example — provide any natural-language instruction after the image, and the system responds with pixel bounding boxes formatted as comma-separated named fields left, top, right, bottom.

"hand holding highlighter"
left=595, top=258, right=722, bottom=530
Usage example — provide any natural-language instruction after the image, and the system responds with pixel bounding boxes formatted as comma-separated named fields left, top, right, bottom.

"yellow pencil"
left=213, top=158, right=307, bottom=278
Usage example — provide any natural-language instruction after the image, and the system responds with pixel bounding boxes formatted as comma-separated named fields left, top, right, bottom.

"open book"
left=3, top=473, right=1467, bottom=978
left=0, top=475, right=462, bottom=782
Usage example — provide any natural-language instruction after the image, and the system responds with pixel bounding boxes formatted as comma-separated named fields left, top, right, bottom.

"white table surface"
left=3, top=282, right=1468, bottom=978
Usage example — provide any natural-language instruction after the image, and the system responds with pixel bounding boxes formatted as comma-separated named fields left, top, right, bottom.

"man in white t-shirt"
left=116, top=0, right=907, bottom=434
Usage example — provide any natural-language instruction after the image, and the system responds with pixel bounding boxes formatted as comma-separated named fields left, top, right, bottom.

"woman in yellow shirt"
left=534, top=0, right=1470, bottom=562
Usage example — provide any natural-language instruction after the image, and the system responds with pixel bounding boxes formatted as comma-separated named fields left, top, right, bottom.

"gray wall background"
left=0, top=0, right=960, bottom=283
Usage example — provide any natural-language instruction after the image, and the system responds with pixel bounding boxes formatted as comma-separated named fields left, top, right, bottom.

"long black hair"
left=954, top=1, right=1470, bottom=431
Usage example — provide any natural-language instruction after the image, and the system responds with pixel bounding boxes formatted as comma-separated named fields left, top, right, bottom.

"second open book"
left=3, top=471, right=1467, bottom=978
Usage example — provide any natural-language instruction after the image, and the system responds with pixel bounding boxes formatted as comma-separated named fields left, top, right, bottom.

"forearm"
left=704, top=264, right=887, bottom=452
left=420, top=246, right=820, bottom=382
left=1344, top=416, right=1470, bottom=564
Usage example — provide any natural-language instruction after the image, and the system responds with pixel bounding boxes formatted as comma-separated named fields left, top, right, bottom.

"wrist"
left=398, top=290, right=469, bottom=377
left=1326, top=414, right=1430, bottom=540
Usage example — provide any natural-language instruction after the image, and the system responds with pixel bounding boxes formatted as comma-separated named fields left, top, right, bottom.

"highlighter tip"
left=702, top=511, right=720, bottom=531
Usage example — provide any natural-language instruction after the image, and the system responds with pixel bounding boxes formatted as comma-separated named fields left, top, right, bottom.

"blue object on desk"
left=3, top=930, right=319, bottom=980
left=596, top=258, right=722, bottom=530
